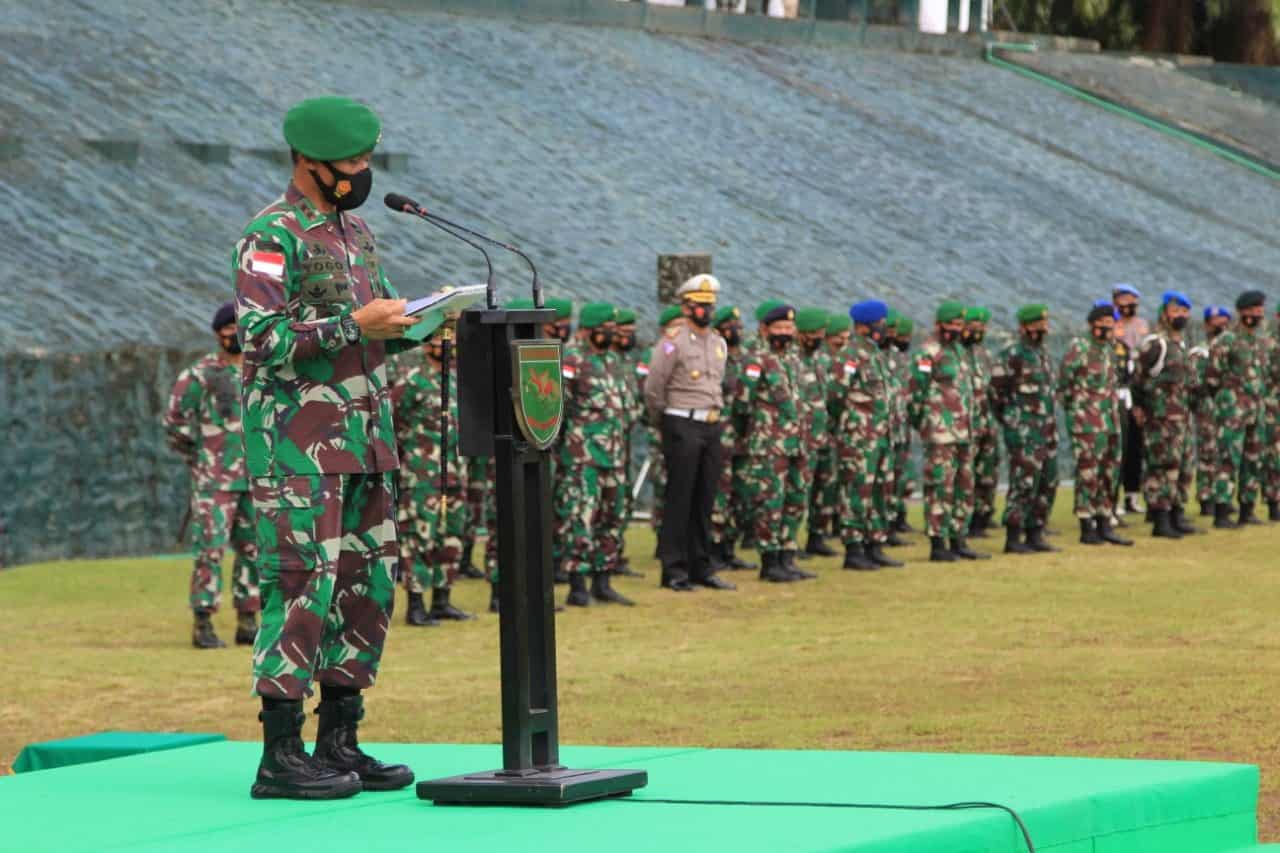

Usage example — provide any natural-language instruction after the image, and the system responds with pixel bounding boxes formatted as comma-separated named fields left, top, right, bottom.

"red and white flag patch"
left=249, top=251, right=285, bottom=278
left=844, top=360, right=859, bottom=376
left=916, top=357, right=932, bottom=374
left=744, top=364, right=762, bottom=380
left=636, top=363, right=650, bottom=377
left=562, top=365, right=577, bottom=380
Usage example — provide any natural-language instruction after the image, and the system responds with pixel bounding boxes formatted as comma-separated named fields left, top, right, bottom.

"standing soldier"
left=164, top=302, right=260, bottom=650
left=1058, top=304, right=1132, bottom=546
left=797, top=307, right=837, bottom=558
left=458, top=456, right=492, bottom=580
left=1112, top=284, right=1149, bottom=518
left=1132, top=292, right=1198, bottom=538
left=611, top=307, right=646, bottom=578
left=831, top=301, right=903, bottom=570
left=1205, top=290, right=1267, bottom=528
left=1102, top=301, right=1135, bottom=526
left=557, top=303, right=634, bottom=607
left=639, top=305, right=686, bottom=548
left=992, top=304, right=1060, bottom=555
left=963, top=307, right=998, bottom=538
left=821, top=314, right=853, bottom=540
left=889, top=314, right=918, bottom=535
left=709, top=305, right=756, bottom=571
left=1264, top=304, right=1280, bottom=522
left=235, top=96, right=418, bottom=799
left=908, top=301, right=985, bottom=562
left=1190, top=307, right=1230, bottom=516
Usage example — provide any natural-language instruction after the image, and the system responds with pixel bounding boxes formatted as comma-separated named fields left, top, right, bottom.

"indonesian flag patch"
left=844, top=360, right=859, bottom=376
left=249, top=250, right=285, bottom=278
left=744, top=364, right=762, bottom=380
left=916, top=357, right=933, bottom=374
left=562, top=365, right=577, bottom=380
left=636, top=363, right=650, bottom=377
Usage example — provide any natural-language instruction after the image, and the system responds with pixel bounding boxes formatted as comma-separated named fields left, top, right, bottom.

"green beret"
left=545, top=297, right=573, bottom=320
left=506, top=297, right=535, bottom=310
left=579, top=302, right=615, bottom=330
left=936, top=300, right=965, bottom=324
left=713, top=305, right=740, bottom=327
left=284, top=96, right=382, bottom=162
left=886, top=308, right=901, bottom=325
left=755, top=299, right=785, bottom=323
left=826, top=315, right=852, bottom=334
left=795, top=307, right=828, bottom=334
left=659, top=305, right=684, bottom=327
left=896, top=316, right=915, bottom=335
left=1016, top=303, right=1049, bottom=324
left=964, top=306, right=991, bottom=323
left=614, top=308, right=637, bottom=325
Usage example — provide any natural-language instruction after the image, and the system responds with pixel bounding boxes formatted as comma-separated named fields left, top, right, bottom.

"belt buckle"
left=705, top=409, right=720, bottom=424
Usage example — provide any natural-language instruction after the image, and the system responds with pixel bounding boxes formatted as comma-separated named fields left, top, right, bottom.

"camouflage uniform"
left=1058, top=336, right=1119, bottom=518
left=830, top=334, right=892, bottom=546
left=461, top=455, right=494, bottom=575
left=710, top=346, right=746, bottom=548
left=908, top=335, right=974, bottom=539
left=1261, top=336, right=1280, bottom=510
left=799, top=344, right=836, bottom=540
left=885, top=346, right=917, bottom=523
left=635, top=347, right=666, bottom=533
left=164, top=353, right=260, bottom=614
left=1132, top=323, right=1193, bottom=512
left=614, top=346, right=646, bottom=557
left=1187, top=344, right=1216, bottom=507
left=235, top=184, right=412, bottom=700
left=1109, top=338, right=1135, bottom=510
left=1204, top=326, right=1265, bottom=506
left=966, top=342, right=999, bottom=525
left=991, top=339, right=1059, bottom=533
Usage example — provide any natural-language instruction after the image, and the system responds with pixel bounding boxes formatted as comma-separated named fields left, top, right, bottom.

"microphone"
left=385, top=193, right=495, bottom=306
left=383, top=192, right=541, bottom=310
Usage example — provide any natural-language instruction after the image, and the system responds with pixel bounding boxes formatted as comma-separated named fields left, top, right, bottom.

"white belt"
left=665, top=407, right=721, bottom=423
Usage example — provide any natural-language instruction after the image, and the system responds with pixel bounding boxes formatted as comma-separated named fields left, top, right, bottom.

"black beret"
left=1087, top=305, right=1114, bottom=323
left=211, top=301, right=236, bottom=332
left=1237, top=290, right=1266, bottom=310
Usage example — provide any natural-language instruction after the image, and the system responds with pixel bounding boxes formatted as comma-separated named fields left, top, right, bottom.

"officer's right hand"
left=353, top=299, right=421, bottom=339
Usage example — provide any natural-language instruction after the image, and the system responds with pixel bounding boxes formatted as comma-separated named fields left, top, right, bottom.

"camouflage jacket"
left=720, top=347, right=746, bottom=455
left=991, top=339, right=1057, bottom=448
left=613, top=347, right=647, bottom=433
left=561, top=341, right=626, bottom=468
left=908, top=334, right=972, bottom=445
left=1187, top=343, right=1213, bottom=420
left=829, top=333, right=891, bottom=452
left=965, top=344, right=996, bottom=434
left=233, top=184, right=420, bottom=478
left=1133, top=326, right=1191, bottom=422
left=1204, top=327, right=1264, bottom=421
left=163, top=353, right=248, bottom=492
left=884, top=346, right=910, bottom=445
left=733, top=344, right=803, bottom=457
left=1263, top=336, right=1280, bottom=420
left=393, top=356, right=464, bottom=491
left=797, top=345, right=833, bottom=454
left=1057, top=336, right=1117, bottom=436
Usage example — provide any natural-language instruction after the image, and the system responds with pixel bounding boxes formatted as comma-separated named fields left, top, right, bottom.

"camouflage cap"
left=659, top=305, right=684, bottom=327
left=755, top=299, right=786, bottom=322
left=284, top=96, right=382, bottom=161
left=1016, top=303, right=1049, bottom=324
left=579, top=302, right=615, bottom=329
left=964, top=306, right=992, bottom=323
left=545, top=297, right=573, bottom=320
left=826, top=314, right=852, bottom=334
left=713, top=305, right=740, bottom=327
left=936, top=300, right=966, bottom=324
left=795, top=307, right=828, bottom=333
left=614, top=307, right=637, bottom=325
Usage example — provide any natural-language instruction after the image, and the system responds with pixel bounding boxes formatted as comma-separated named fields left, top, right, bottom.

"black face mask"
left=428, top=345, right=445, bottom=362
left=614, top=334, right=635, bottom=352
left=940, top=328, right=960, bottom=345
left=1025, top=329, right=1046, bottom=346
left=688, top=304, right=712, bottom=328
left=768, top=333, right=793, bottom=352
left=1090, top=325, right=1112, bottom=342
left=1207, top=325, right=1226, bottom=340
left=219, top=334, right=242, bottom=355
left=721, top=327, right=742, bottom=347
left=878, top=335, right=892, bottom=351
left=801, top=336, right=822, bottom=353
left=894, top=338, right=909, bottom=352
left=591, top=329, right=614, bottom=349
left=552, top=324, right=571, bottom=343
left=1118, top=303, right=1137, bottom=318
left=311, top=162, right=373, bottom=211
left=1169, top=316, right=1188, bottom=331
left=1242, top=315, right=1262, bottom=328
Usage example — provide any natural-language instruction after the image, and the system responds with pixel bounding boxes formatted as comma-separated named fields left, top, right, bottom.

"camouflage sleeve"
left=163, top=365, right=201, bottom=461
left=233, top=227, right=346, bottom=367
left=393, top=367, right=421, bottom=445
left=906, top=357, right=928, bottom=431
left=376, top=255, right=429, bottom=357
left=643, top=338, right=677, bottom=422
left=1203, top=337, right=1225, bottom=393
left=732, top=359, right=761, bottom=439
left=989, top=350, right=1016, bottom=426
left=1131, top=338, right=1161, bottom=410
left=1056, top=345, right=1078, bottom=402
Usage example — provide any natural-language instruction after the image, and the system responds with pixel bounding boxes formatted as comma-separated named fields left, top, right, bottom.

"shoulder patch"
left=664, top=326, right=681, bottom=339
left=744, top=364, right=762, bottom=380
left=661, top=341, right=676, bottom=355
left=844, top=360, right=859, bottom=376
left=636, top=362, right=650, bottom=377
left=249, top=248, right=285, bottom=278
left=562, top=365, right=577, bottom=380
left=916, top=357, right=933, bottom=374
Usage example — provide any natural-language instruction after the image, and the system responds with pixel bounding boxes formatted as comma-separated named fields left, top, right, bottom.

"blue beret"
left=1204, top=305, right=1232, bottom=321
left=1112, top=283, right=1141, bottom=299
left=211, top=301, right=236, bottom=331
left=1162, top=290, right=1191, bottom=309
left=762, top=303, right=796, bottom=325
left=850, top=300, right=888, bottom=326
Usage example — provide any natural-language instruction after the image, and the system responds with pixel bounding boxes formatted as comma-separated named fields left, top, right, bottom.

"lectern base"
left=417, top=767, right=648, bottom=806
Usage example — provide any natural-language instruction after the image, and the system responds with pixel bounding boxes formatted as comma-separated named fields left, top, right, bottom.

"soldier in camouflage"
left=962, top=307, right=999, bottom=538
left=992, top=304, right=1059, bottom=555
left=165, top=301, right=260, bottom=649
left=611, top=307, right=646, bottom=578
left=888, top=314, right=919, bottom=535
left=1204, top=290, right=1268, bottom=528
left=796, top=307, right=838, bottom=559
left=1057, top=304, right=1132, bottom=546
left=235, top=97, right=417, bottom=800
left=1263, top=304, right=1280, bottom=522
left=908, top=301, right=986, bottom=562
left=709, top=305, right=756, bottom=571
left=821, top=314, right=853, bottom=541
left=1190, top=306, right=1230, bottom=516
left=1132, top=291, right=1198, bottom=538
left=457, top=455, right=491, bottom=581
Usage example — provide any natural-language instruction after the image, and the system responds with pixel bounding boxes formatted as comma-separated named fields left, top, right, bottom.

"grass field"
left=4, top=493, right=1280, bottom=839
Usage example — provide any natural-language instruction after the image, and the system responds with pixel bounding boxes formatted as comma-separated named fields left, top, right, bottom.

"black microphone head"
left=384, top=192, right=420, bottom=213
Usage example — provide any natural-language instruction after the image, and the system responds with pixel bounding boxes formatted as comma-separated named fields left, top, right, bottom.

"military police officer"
left=1205, top=290, right=1268, bottom=528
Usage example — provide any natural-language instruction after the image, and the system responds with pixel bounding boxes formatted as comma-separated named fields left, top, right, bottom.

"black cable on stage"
left=615, top=797, right=1035, bottom=853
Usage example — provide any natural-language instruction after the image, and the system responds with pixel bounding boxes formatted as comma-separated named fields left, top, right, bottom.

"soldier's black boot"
left=1199, top=500, right=1214, bottom=517
left=1213, top=502, right=1238, bottom=529
left=192, top=610, right=226, bottom=649
left=885, top=528, right=907, bottom=547
left=760, top=552, right=796, bottom=582
left=1239, top=501, right=1264, bottom=526
left=312, top=692, right=414, bottom=792
left=929, top=536, right=957, bottom=563
left=1096, top=514, right=1133, bottom=546
left=866, top=541, right=904, bottom=568
left=1025, top=527, right=1060, bottom=552
left=591, top=571, right=636, bottom=606
left=235, top=611, right=258, bottom=646
left=1171, top=505, right=1200, bottom=535
left=783, top=549, right=816, bottom=580
left=841, top=544, right=878, bottom=571
left=566, top=572, right=592, bottom=606
left=950, top=536, right=990, bottom=560
left=1151, top=509, right=1182, bottom=539
left=251, top=701, right=362, bottom=800
left=429, top=587, right=474, bottom=622
left=405, top=591, right=437, bottom=627
left=1079, top=518, right=1104, bottom=545
left=1270, top=501, right=1280, bottom=523
left=805, top=533, right=837, bottom=557
left=1004, top=525, right=1033, bottom=554
left=893, top=512, right=914, bottom=534
left=707, top=542, right=730, bottom=573
left=553, top=558, right=570, bottom=585
left=458, top=540, right=485, bottom=580
left=488, top=582, right=499, bottom=614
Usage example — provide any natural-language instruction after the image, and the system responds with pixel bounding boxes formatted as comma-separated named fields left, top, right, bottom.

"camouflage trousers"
left=189, top=489, right=260, bottom=614
left=1142, top=416, right=1192, bottom=511
left=1212, top=413, right=1262, bottom=505
left=972, top=428, right=1000, bottom=520
left=740, top=454, right=807, bottom=553
left=558, top=464, right=624, bottom=575
left=922, top=442, right=974, bottom=539
left=808, top=448, right=837, bottom=536
left=399, top=479, right=466, bottom=593
left=645, top=425, right=666, bottom=533
left=892, top=439, right=918, bottom=518
left=710, top=453, right=749, bottom=546
left=837, top=435, right=892, bottom=545
left=1002, top=438, right=1058, bottom=531
left=1069, top=431, right=1119, bottom=518
left=1194, top=412, right=1217, bottom=504
left=1264, top=407, right=1280, bottom=504
left=250, top=472, right=398, bottom=701
left=463, top=456, right=495, bottom=553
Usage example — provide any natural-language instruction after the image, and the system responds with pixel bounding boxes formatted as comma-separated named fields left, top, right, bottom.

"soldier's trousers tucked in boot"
left=1004, top=525, right=1034, bottom=554
left=1096, top=514, right=1133, bottom=546
left=784, top=549, right=817, bottom=580
left=1151, top=509, right=1182, bottom=539
left=235, top=611, right=258, bottom=646
left=1079, top=518, right=1104, bottom=545
left=1024, top=527, right=1060, bottom=552
left=312, top=691, right=414, bottom=791
left=842, top=543, right=877, bottom=571
left=1214, top=503, right=1238, bottom=529
left=591, top=571, right=635, bottom=606
left=1170, top=505, right=1199, bottom=534
left=488, top=581, right=499, bottom=614
left=804, top=532, right=837, bottom=557
left=929, top=536, right=956, bottom=563
left=1238, top=501, right=1264, bottom=526
left=430, top=586, right=473, bottom=621
left=760, top=552, right=795, bottom=582
left=566, top=572, right=591, bottom=606
left=950, top=536, right=989, bottom=559
left=192, top=610, right=225, bottom=649
left=404, top=591, right=437, bottom=627
left=865, top=541, right=903, bottom=568
left=251, top=700, right=362, bottom=800
left=458, top=540, right=485, bottom=580
left=1270, top=501, right=1280, bottom=523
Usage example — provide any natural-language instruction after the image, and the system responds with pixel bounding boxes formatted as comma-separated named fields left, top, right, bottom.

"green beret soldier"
left=795, top=307, right=838, bottom=558
left=962, top=307, right=999, bottom=538
left=610, top=307, right=646, bottom=578
left=709, top=305, right=757, bottom=572
left=1204, top=290, right=1267, bottom=527
left=234, top=96, right=417, bottom=800
left=887, top=314, right=919, bottom=534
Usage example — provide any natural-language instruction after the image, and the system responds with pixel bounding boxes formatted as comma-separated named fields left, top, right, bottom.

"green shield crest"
left=511, top=340, right=564, bottom=450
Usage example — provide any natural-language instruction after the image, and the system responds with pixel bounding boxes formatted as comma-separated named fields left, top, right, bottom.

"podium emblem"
left=511, top=340, right=564, bottom=450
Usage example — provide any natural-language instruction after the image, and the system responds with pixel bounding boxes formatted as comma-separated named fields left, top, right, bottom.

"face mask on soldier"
left=591, top=328, right=614, bottom=349
left=1025, top=329, right=1046, bottom=346
left=1118, top=303, right=1137, bottom=318
left=1169, top=315, right=1188, bottom=331
left=1242, top=315, right=1262, bottom=328
left=894, top=338, right=909, bottom=352
left=721, top=326, right=742, bottom=347
left=801, top=335, right=822, bottom=353
left=553, top=323, right=571, bottom=343
left=939, top=327, right=959, bottom=344
left=614, top=333, right=635, bottom=352
left=1091, top=324, right=1112, bottom=342
left=688, top=303, right=712, bottom=328
left=219, top=334, right=242, bottom=355
left=1207, top=325, right=1225, bottom=339
left=768, top=333, right=793, bottom=352
left=310, top=162, right=374, bottom=211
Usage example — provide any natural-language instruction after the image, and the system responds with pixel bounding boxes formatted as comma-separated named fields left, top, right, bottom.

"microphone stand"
left=414, top=209, right=541, bottom=309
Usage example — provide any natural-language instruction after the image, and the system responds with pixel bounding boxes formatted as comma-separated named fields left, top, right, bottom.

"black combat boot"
left=1214, top=502, right=1238, bottom=529
left=566, top=572, right=591, bottom=606
left=1199, top=500, right=1214, bottom=517
left=1270, top=502, right=1280, bottom=523
left=1151, top=509, right=1182, bottom=539
left=865, top=541, right=904, bottom=568
left=235, top=611, right=258, bottom=646
left=251, top=701, right=362, bottom=800
left=1025, top=527, right=1060, bottom=552
left=950, top=536, right=990, bottom=560
left=967, top=512, right=990, bottom=538
left=928, top=536, right=957, bottom=563
left=1079, top=518, right=1104, bottom=545
left=591, top=572, right=636, bottom=606
left=781, top=549, right=815, bottom=579
left=1171, top=505, right=1199, bottom=534
left=805, top=533, right=837, bottom=557
left=1238, top=501, right=1264, bottom=525
left=458, top=540, right=485, bottom=580
left=1004, top=525, right=1034, bottom=554
left=841, top=544, right=878, bottom=571
left=405, top=591, right=437, bottom=627
left=893, top=512, right=914, bottom=534
left=1096, top=514, right=1133, bottom=546
left=885, top=529, right=907, bottom=547
left=488, top=582, right=499, bottom=614
left=707, top=542, right=730, bottom=573
left=312, top=693, right=414, bottom=791
left=192, top=610, right=226, bottom=649
left=429, top=587, right=473, bottom=621
left=760, top=552, right=796, bottom=582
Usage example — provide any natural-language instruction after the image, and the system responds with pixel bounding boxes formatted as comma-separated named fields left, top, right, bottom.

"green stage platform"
left=0, top=742, right=1272, bottom=853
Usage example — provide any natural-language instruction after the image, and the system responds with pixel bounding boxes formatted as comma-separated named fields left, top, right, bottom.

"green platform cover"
left=12, top=731, right=225, bottom=773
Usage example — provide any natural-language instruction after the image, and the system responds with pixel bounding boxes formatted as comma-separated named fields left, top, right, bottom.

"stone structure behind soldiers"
left=164, top=301, right=260, bottom=650
left=1190, top=306, right=1230, bottom=516
left=1204, top=290, right=1267, bottom=528
left=962, top=306, right=998, bottom=537
left=796, top=307, right=838, bottom=559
